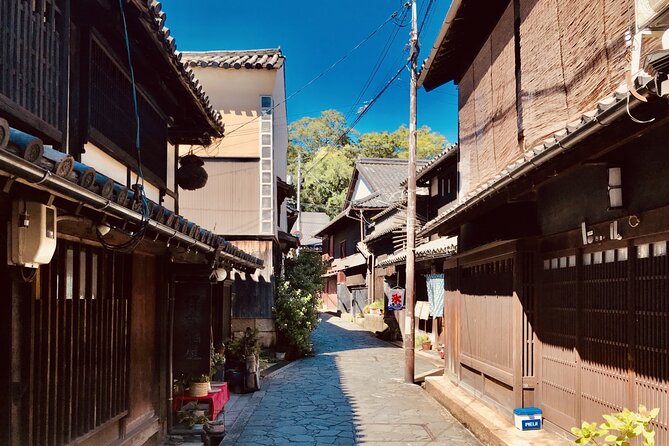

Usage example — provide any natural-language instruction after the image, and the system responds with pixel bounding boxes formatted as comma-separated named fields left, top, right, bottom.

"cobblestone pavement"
left=223, top=314, right=481, bottom=446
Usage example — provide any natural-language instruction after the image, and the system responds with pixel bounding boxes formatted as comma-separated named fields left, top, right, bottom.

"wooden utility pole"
left=404, top=0, right=418, bottom=384
left=296, top=152, right=302, bottom=239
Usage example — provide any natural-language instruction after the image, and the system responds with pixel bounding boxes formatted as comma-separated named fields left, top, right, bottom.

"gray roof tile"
left=183, top=49, right=285, bottom=70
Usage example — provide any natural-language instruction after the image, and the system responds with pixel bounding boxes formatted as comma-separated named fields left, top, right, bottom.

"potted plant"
left=241, top=327, right=261, bottom=374
left=188, top=374, right=210, bottom=397
left=177, top=407, right=208, bottom=428
left=416, top=334, right=432, bottom=351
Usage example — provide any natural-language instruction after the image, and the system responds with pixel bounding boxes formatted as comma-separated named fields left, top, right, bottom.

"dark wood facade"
left=0, top=1, right=248, bottom=445
left=422, top=0, right=669, bottom=441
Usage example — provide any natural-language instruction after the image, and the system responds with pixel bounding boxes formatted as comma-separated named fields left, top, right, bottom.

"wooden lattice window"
left=0, top=0, right=65, bottom=139
left=28, top=242, right=130, bottom=445
left=88, top=35, right=168, bottom=185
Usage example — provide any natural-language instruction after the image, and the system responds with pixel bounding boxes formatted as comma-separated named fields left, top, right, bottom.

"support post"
left=296, top=153, right=302, bottom=252
left=404, top=0, right=418, bottom=384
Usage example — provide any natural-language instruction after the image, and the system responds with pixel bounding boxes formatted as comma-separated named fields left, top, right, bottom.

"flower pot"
left=275, top=351, right=286, bottom=361
left=189, top=381, right=209, bottom=397
left=422, top=342, right=432, bottom=351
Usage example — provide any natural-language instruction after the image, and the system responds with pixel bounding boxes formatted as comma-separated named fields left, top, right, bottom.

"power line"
left=345, top=4, right=410, bottom=123
left=221, top=7, right=406, bottom=140
left=418, top=0, right=436, bottom=36
left=303, top=61, right=408, bottom=178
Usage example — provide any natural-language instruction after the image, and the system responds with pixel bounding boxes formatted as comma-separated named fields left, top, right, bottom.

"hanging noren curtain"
left=425, top=273, right=445, bottom=317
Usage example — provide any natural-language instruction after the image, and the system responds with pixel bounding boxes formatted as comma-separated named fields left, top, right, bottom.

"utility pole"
left=296, top=152, right=302, bottom=251
left=404, top=0, right=418, bottom=384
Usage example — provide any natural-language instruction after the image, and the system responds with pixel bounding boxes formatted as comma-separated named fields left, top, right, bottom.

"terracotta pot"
left=422, top=342, right=432, bottom=351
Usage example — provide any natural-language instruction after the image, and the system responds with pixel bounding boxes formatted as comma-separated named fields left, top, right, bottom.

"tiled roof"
left=400, top=144, right=458, bottom=187
left=314, top=207, right=351, bottom=237
left=291, top=212, right=331, bottom=246
left=371, top=199, right=406, bottom=221
left=353, top=158, right=429, bottom=209
left=419, top=82, right=646, bottom=237
left=183, top=49, right=285, bottom=70
left=329, top=253, right=366, bottom=272
left=138, top=1, right=225, bottom=134
left=377, top=236, right=457, bottom=267
left=0, top=125, right=263, bottom=271
left=363, top=223, right=405, bottom=243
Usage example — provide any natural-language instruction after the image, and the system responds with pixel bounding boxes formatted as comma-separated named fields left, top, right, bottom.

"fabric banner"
left=425, top=273, right=445, bottom=317
left=385, top=287, right=405, bottom=311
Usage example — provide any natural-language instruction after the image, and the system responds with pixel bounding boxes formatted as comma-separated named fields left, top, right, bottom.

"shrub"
left=415, top=333, right=430, bottom=347
left=272, top=251, right=325, bottom=358
left=274, top=279, right=319, bottom=358
left=571, top=405, right=659, bottom=445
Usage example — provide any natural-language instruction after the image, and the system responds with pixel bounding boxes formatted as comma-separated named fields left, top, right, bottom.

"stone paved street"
left=223, top=314, right=481, bottom=445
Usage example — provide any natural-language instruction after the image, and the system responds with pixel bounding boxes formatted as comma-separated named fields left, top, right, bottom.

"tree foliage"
left=274, top=252, right=325, bottom=358
left=357, top=124, right=447, bottom=159
left=288, top=109, right=449, bottom=218
left=300, top=146, right=354, bottom=218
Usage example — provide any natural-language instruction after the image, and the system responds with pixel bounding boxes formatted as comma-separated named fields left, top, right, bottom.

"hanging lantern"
left=177, top=153, right=208, bottom=190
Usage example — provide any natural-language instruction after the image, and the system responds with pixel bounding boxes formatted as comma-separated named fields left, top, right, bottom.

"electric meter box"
left=8, top=200, right=57, bottom=268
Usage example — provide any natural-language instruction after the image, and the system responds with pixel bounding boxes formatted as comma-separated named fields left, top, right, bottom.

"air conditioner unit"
left=637, top=0, right=669, bottom=30
left=8, top=200, right=57, bottom=268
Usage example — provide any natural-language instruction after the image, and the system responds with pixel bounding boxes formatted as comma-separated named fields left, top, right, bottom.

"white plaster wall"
left=82, top=143, right=127, bottom=186
left=82, top=143, right=162, bottom=205
left=167, top=142, right=176, bottom=191
left=179, top=67, right=277, bottom=158
left=352, top=176, right=373, bottom=201
left=273, top=66, right=289, bottom=232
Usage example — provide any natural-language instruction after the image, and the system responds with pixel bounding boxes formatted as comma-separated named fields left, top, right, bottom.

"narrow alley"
left=222, top=314, right=482, bottom=445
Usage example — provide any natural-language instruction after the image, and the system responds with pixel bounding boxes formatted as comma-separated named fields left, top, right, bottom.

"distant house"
left=364, top=146, right=458, bottom=346
left=178, top=49, right=294, bottom=346
left=0, top=2, right=261, bottom=445
left=317, top=158, right=427, bottom=314
left=292, top=211, right=330, bottom=250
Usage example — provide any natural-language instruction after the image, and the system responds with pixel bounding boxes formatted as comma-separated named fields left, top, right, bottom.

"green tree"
left=300, top=146, right=354, bottom=218
left=288, top=110, right=355, bottom=177
left=274, top=252, right=325, bottom=358
left=357, top=124, right=447, bottom=159
left=287, top=110, right=449, bottom=219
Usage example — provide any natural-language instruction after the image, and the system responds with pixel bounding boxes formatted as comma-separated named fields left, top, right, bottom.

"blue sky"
left=160, top=0, right=458, bottom=144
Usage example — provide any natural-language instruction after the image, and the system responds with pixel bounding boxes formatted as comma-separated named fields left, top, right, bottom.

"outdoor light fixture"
left=97, top=224, right=112, bottom=236
left=608, top=167, right=623, bottom=209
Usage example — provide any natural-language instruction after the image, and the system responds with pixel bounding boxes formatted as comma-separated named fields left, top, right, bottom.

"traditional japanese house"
left=177, top=49, right=294, bottom=347
left=317, top=158, right=427, bottom=314
left=0, top=1, right=262, bottom=445
left=365, top=147, right=458, bottom=346
left=420, top=0, right=669, bottom=440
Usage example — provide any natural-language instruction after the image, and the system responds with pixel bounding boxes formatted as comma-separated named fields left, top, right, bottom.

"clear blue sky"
left=160, top=0, right=458, bottom=144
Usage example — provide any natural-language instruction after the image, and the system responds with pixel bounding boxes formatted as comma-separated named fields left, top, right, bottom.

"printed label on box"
left=522, top=419, right=541, bottom=430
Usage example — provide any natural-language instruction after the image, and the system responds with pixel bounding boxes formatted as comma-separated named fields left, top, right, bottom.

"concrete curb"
left=424, top=376, right=571, bottom=446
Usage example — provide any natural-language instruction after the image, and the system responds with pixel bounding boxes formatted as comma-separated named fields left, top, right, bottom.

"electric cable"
left=96, top=0, right=150, bottom=253
left=303, top=62, right=408, bottom=178
left=190, top=6, right=408, bottom=156
left=418, top=0, right=436, bottom=36
left=345, top=5, right=409, bottom=124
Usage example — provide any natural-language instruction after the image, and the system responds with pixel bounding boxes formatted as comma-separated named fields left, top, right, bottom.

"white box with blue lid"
left=513, top=407, right=542, bottom=431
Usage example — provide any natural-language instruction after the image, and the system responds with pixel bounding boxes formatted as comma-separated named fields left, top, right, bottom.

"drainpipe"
left=0, top=149, right=260, bottom=269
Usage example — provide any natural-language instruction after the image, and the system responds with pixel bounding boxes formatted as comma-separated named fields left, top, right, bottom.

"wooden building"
left=177, top=49, right=295, bottom=346
left=0, top=1, right=262, bottom=445
left=420, top=0, right=669, bottom=440
left=317, top=158, right=427, bottom=314
left=365, top=147, right=458, bottom=346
